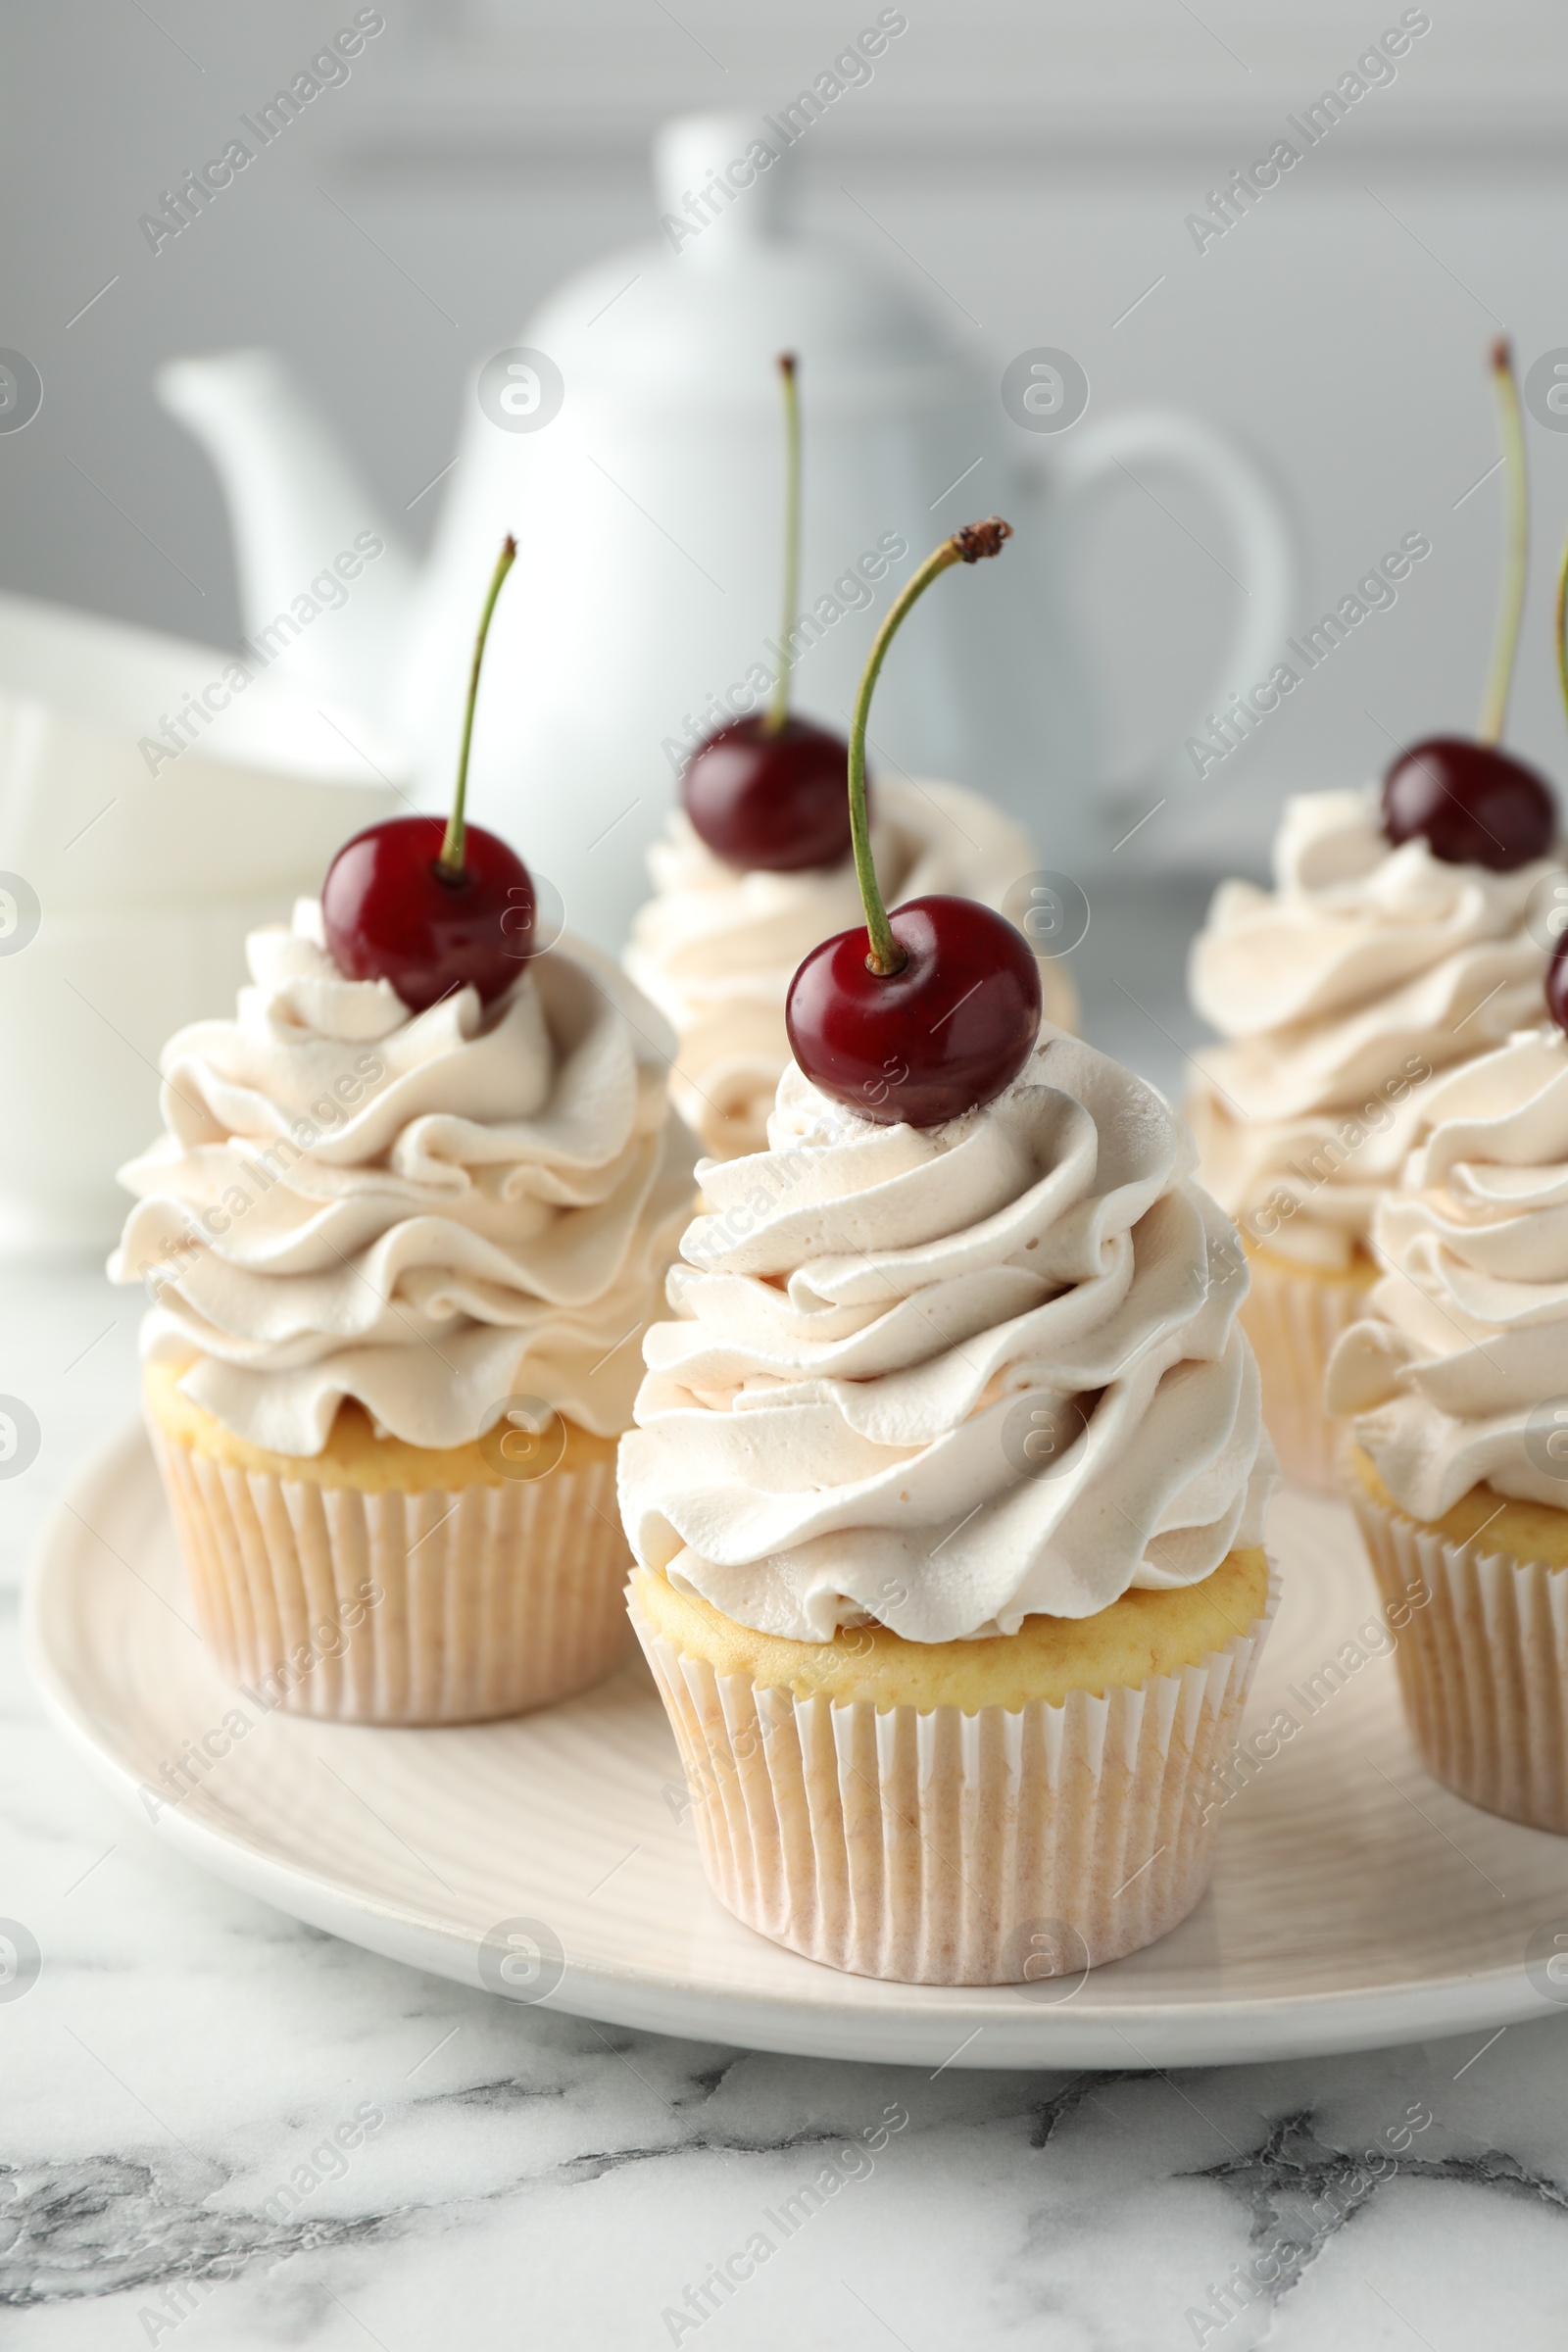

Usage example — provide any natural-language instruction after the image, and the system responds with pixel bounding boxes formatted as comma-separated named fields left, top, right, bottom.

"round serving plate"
left=24, top=1424, right=1568, bottom=2070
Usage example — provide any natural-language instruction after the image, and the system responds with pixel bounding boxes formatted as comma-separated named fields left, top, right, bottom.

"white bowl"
left=0, top=591, right=403, bottom=911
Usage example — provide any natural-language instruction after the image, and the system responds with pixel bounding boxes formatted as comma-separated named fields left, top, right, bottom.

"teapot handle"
left=1038, top=408, right=1300, bottom=793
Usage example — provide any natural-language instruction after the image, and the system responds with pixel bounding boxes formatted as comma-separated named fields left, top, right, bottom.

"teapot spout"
left=157, top=348, right=416, bottom=723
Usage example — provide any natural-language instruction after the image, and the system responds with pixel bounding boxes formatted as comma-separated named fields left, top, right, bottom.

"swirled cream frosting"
left=1327, top=1025, right=1568, bottom=1517
left=111, top=903, right=698, bottom=1454
left=618, top=1028, right=1275, bottom=1643
left=624, top=776, right=1078, bottom=1161
left=1187, top=789, right=1555, bottom=1272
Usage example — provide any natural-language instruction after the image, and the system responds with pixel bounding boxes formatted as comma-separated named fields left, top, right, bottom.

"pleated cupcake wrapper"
left=1348, top=1489, right=1568, bottom=1835
left=154, top=1431, right=632, bottom=1725
left=628, top=1570, right=1280, bottom=1986
left=1242, top=1250, right=1373, bottom=1494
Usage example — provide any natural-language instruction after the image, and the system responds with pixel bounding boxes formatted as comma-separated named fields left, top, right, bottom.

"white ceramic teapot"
left=159, top=111, right=1297, bottom=954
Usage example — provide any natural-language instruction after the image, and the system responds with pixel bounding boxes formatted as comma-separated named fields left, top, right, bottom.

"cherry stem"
left=439, top=534, right=517, bottom=876
left=847, top=517, right=1013, bottom=977
left=1479, top=338, right=1527, bottom=748
left=762, top=354, right=801, bottom=738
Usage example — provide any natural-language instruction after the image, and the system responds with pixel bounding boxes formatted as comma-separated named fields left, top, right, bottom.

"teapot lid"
left=525, top=110, right=972, bottom=410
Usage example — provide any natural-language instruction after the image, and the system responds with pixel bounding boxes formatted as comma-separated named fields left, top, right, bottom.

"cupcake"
left=1191, top=342, right=1561, bottom=1492
left=620, top=520, right=1277, bottom=1986
left=1188, top=787, right=1554, bottom=1490
left=113, top=905, right=695, bottom=1724
left=1327, top=1020, right=1568, bottom=1832
left=621, top=1034, right=1277, bottom=1983
left=625, top=774, right=1077, bottom=1160
left=110, top=539, right=697, bottom=1724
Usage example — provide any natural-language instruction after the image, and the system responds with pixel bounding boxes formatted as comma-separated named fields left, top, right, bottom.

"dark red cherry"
left=786, top=895, right=1041, bottom=1127
left=682, top=713, right=858, bottom=871
left=786, top=514, right=1018, bottom=1122
left=320, top=535, right=531, bottom=1012
left=1383, top=736, right=1555, bottom=871
left=321, top=815, right=535, bottom=1013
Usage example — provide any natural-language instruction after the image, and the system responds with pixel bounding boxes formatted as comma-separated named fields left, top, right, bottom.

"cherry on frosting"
left=784, top=515, right=1039, bottom=1127
left=320, top=813, right=534, bottom=1013
left=1382, top=737, right=1555, bottom=871
left=1381, top=341, right=1558, bottom=873
left=682, top=712, right=855, bottom=870
left=321, top=537, right=535, bottom=1012
left=787, top=894, right=1041, bottom=1127
left=678, top=352, right=863, bottom=873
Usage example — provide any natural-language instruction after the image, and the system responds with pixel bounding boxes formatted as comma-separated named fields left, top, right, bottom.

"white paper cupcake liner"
left=154, top=1433, right=632, bottom=1725
left=1348, top=1486, right=1568, bottom=1834
left=628, top=1569, right=1280, bottom=1985
left=1242, top=1248, right=1375, bottom=1494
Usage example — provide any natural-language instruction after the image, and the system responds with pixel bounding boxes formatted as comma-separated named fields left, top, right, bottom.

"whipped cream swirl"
left=1327, top=1025, right=1568, bottom=1516
left=1187, top=789, right=1555, bottom=1271
left=112, top=904, right=697, bottom=1453
left=624, top=776, right=1078, bottom=1161
left=618, top=1029, right=1275, bottom=1643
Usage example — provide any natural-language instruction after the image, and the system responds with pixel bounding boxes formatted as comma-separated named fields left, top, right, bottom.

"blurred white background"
left=5, top=0, right=1568, bottom=884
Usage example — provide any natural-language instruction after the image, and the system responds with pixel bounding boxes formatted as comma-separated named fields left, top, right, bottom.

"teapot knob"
left=653, top=110, right=795, bottom=261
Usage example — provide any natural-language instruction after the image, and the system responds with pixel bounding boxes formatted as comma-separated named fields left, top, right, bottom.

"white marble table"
left=6, top=894, right=1568, bottom=2346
